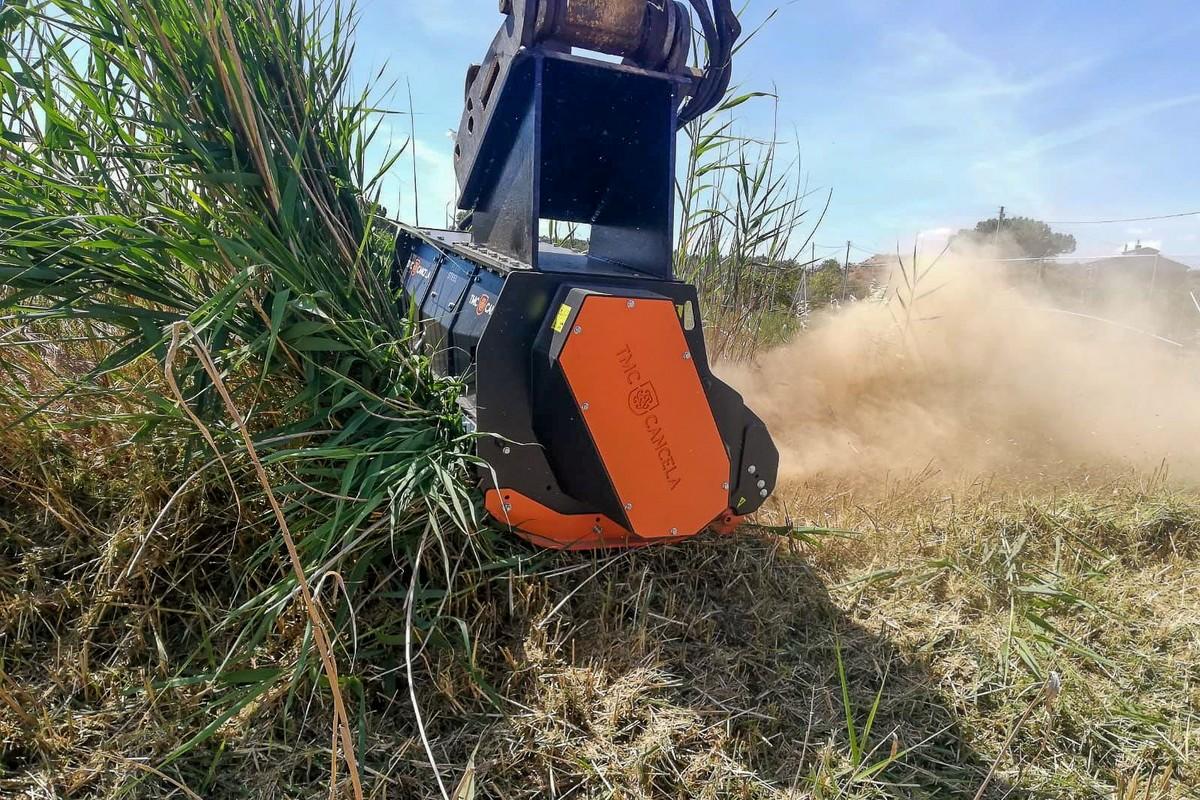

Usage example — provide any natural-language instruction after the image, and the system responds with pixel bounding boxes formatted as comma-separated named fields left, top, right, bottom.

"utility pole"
left=806, top=241, right=813, bottom=306
left=792, top=242, right=815, bottom=313
left=841, top=240, right=851, bottom=301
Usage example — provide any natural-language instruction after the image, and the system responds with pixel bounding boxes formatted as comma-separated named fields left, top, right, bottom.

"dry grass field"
left=2, top=0, right=1198, bottom=796
left=4, top=410, right=1198, bottom=798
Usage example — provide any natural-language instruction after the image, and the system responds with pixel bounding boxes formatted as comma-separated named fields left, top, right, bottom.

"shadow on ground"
left=463, top=532, right=1021, bottom=799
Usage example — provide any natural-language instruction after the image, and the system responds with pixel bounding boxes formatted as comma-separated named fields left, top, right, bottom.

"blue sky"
left=352, top=0, right=1200, bottom=261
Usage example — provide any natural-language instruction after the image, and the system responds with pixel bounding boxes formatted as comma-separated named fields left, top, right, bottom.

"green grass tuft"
left=0, top=0, right=488, bottom=792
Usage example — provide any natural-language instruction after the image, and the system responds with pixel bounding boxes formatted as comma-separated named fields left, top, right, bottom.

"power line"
left=1044, top=210, right=1200, bottom=225
left=819, top=242, right=882, bottom=255
left=849, top=243, right=881, bottom=256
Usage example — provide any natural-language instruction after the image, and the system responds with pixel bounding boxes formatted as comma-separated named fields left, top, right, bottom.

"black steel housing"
left=391, top=226, right=779, bottom=524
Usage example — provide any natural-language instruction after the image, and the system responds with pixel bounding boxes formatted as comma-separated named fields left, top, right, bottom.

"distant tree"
left=808, top=258, right=844, bottom=306
left=771, top=259, right=802, bottom=307
left=950, top=215, right=1076, bottom=259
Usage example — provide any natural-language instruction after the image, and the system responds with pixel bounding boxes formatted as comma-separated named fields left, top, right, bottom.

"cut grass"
left=3, top=442, right=1198, bottom=797
left=454, top=476, right=1200, bottom=798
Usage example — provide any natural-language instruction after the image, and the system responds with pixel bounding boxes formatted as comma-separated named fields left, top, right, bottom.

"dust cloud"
left=720, top=248, right=1200, bottom=489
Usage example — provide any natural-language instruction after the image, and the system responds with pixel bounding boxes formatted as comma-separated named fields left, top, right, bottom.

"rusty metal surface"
left=533, top=0, right=688, bottom=72
left=549, top=0, right=646, bottom=56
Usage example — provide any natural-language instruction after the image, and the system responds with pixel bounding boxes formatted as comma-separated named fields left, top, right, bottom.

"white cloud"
left=1008, top=93, right=1200, bottom=162
left=918, top=226, right=954, bottom=239
left=395, top=0, right=495, bottom=38
left=412, top=138, right=458, bottom=225
left=372, top=133, right=458, bottom=227
left=862, top=26, right=1072, bottom=214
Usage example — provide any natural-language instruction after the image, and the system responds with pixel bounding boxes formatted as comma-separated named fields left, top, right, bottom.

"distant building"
left=1076, top=244, right=1198, bottom=340
left=1085, top=243, right=1191, bottom=287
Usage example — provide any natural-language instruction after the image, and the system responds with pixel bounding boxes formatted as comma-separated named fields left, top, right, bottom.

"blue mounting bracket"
left=454, top=44, right=690, bottom=279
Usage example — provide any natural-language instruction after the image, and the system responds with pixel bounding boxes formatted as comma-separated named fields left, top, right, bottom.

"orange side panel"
left=485, top=488, right=677, bottom=550
left=557, top=296, right=730, bottom=539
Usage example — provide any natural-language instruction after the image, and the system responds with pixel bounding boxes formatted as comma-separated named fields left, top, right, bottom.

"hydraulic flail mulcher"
left=393, top=0, right=778, bottom=549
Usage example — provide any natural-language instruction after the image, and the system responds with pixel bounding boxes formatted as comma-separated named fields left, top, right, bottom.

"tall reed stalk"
left=677, top=91, right=829, bottom=360
left=0, top=0, right=483, bottom=790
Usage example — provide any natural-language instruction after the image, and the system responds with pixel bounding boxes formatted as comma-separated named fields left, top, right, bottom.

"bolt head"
left=502, top=445, right=511, bottom=455
left=502, top=502, right=513, bottom=512
left=683, top=351, right=691, bottom=360
left=623, top=502, right=633, bottom=511
left=756, top=479, right=766, bottom=489
left=747, top=464, right=757, bottom=475
left=581, top=401, right=590, bottom=411
left=592, top=524, right=603, bottom=534
left=721, top=482, right=729, bottom=490
left=669, top=527, right=679, bottom=536
left=759, top=489, right=768, bottom=498
left=572, top=325, right=582, bottom=334
left=626, top=299, right=636, bottom=308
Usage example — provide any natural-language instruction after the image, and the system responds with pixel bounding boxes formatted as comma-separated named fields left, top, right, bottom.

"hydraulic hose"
left=677, top=0, right=741, bottom=127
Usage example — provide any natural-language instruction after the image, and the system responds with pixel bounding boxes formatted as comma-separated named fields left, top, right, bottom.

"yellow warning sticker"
left=551, top=303, right=572, bottom=333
